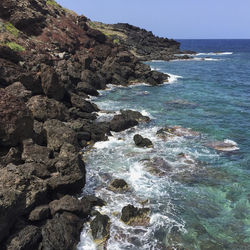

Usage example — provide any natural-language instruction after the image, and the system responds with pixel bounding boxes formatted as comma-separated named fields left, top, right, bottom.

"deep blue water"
left=79, top=40, right=250, bottom=250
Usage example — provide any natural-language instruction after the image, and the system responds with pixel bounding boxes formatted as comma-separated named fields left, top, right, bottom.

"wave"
left=164, top=73, right=183, bottom=84
left=172, top=57, right=221, bottom=62
left=196, top=52, right=233, bottom=56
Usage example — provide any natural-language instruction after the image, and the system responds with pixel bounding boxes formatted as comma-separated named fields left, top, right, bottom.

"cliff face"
left=0, top=0, right=172, bottom=249
left=88, top=21, right=181, bottom=61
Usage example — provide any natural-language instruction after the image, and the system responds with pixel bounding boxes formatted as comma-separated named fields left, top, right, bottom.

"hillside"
left=88, top=21, right=183, bottom=61
left=0, top=0, right=180, bottom=249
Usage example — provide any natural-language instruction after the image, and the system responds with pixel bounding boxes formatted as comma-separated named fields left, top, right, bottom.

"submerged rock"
left=134, top=134, right=153, bottom=148
left=141, top=157, right=172, bottom=176
left=29, top=205, right=51, bottom=222
left=121, top=204, right=150, bottom=226
left=108, top=179, right=129, bottom=192
left=90, top=213, right=110, bottom=245
left=205, top=140, right=239, bottom=152
left=157, top=126, right=200, bottom=140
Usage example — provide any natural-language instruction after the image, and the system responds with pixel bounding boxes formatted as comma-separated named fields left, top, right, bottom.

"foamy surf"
left=164, top=73, right=183, bottom=84
left=196, top=52, right=233, bottom=56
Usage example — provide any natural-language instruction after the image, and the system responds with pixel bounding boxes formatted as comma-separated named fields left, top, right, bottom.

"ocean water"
left=78, top=40, right=250, bottom=250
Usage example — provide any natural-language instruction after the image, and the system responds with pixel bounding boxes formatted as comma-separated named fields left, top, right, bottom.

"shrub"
left=6, top=42, right=25, bottom=52
left=4, top=22, right=19, bottom=37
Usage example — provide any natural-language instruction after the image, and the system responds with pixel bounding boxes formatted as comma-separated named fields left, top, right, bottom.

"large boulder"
left=40, top=65, right=65, bottom=101
left=110, top=114, right=138, bottom=132
left=76, top=81, right=99, bottom=96
left=43, top=119, right=78, bottom=151
left=0, top=163, right=49, bottom=243
left=0, top=89, right=34, bottom=147
left=108, top=179, right=129, bottom=192
left=70, top=93, right=99, bottom=113
left=41, top=212, right=83, bottom=250
left=27, top=95, right=69, bottom=122
left=90, top=213, right=110, bottom=245
left=5, top=225, right=42, bottom=250
left=21, top=139, right=53, bottom=165
left=5, top=82, right=32, bottom=102
left=29, top=205, right=51, bottom=222
left=120, top=110, right=150, bottom=123
left=121, top=204, right=150, bottom=226
left=133, top=134, right=153, bottom=148
left=48, top=154, right=85, bottom=195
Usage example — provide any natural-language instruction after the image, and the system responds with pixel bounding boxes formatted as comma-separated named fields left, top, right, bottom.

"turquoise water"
left=79, top=40, right=250, bottom=249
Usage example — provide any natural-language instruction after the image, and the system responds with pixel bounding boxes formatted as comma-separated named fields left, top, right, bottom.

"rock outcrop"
left=0, top=0, right=180, bottom=248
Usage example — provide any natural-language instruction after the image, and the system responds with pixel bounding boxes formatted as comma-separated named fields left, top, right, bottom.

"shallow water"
left=78, top=40, right=250, bottom=250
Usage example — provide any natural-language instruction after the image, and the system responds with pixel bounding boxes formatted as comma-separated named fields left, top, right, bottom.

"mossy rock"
left=4, top=22, right=19, bottom=37
left=108, top=179, right=129, bottom=192
left=121, top=204, right=150, bottom=226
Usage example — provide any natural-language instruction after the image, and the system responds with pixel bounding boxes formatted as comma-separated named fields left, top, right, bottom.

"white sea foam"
left=164, top=73, right=183, bottom=84
left=196, top=52, right=233, bottom=56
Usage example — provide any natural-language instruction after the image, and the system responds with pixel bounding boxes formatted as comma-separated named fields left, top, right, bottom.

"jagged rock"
left=76, top=81, right=99, bottom=96
left=27, top=95, right=69, bottom=122
left=0, top=45, right=22, bottom=64
left=5, top=225, right=42, bottom=250
left=90, top=213, right=110, bottom=245
left=110, top=114, right=138, bottom=132
left=29, top=205, right=51, bottom=221
left=49, top=195, right=85, bottom=217
left=0, top=147, right=22, bottom=166
left=41, top=212, right=83, bottom=250
left=48, top=154, right=85, bottom=195
left=43, top=119, right=78, bottom=151
left=0, top=163, right=48, bottom=242
left=0, top=89, right=34, bottom=147
left=33, top=120, right=47, bottom=146
left=121, top=204, right=150, bottom=226
left=40, top=65, right=65, bottom=101
left=87, top=28, right=106, bottom=43
left=0, top=59, right=42, bottom=93
left=120, top=110, right=150, bottom=122
left=134, top=134, right=153, bottom=148
left=80, top=70, right=106, bottom=89
left=5, top=82, right=32, bottom=102
left=70, top=93, right=99, bottom=113
left=22, top=139, right=53, bottom=165
left=59, top=143, right=77, bottom=159
left=108, top=179, right=129, bottom=192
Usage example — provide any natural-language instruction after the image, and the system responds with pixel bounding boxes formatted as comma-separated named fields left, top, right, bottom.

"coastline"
left=0, top=0, right=183, bottom=249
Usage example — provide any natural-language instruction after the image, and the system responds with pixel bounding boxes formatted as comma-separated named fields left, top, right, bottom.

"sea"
left=78, top=39, right=250, bottom=250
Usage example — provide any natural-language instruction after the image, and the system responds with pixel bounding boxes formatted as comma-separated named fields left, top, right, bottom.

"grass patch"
left=46, top=0, right=60, bottom=8
left=113, top=38, right=120, bottom=44
left=5, top=42, right=25, bottom=52
left=4, top=22, right=19, bottom=37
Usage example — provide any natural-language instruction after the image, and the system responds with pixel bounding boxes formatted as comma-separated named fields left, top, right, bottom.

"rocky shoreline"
left=0, top=0, right=189, bottom=249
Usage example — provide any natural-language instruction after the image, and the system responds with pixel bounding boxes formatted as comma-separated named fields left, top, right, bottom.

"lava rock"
left=27, top=95, right=69, bottom=122
left=90, top=213, right=110, bottom=245
left=133, top=134, right=153, bottom=148
left=29, top=205, right=51, bottom=221
left=0, top=89, right=34, bottom=147
left=108, top=179, right=129, bottom=192
left=121, top=204, right=150, bottom=226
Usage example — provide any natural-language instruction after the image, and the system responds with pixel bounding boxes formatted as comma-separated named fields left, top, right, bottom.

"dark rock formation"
left=134, top=134, right=153, bottom=148
left=108, top=179, right=129, bottom=192
left=90, top=213, right=110, bottom=245
left=121, top=204, right=150, bottom=226
left=0, top=0, right=183, bottom=248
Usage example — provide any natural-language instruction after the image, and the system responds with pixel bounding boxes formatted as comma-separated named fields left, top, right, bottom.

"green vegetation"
left=4, top=22, right=19, bottom=37
left=46, top=0, right=60, bottom=8
left=113, top=39, right=120, bottom=45
left=1, top=42, right=25, bottom=52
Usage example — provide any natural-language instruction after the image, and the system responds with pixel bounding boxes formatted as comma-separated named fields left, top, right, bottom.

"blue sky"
left=57, top=0, right=250, bottom=39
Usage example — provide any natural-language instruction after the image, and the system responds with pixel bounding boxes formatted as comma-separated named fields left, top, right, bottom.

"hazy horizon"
left=56, top=0, right=250, bottom=39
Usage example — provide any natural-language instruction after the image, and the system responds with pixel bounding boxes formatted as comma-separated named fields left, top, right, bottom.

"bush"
left=6, top=42, right=25, bottom=52
left=4, top=22, right=19, bottom=37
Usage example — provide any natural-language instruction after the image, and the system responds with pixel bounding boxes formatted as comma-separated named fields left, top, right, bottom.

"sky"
left=57, top=0, right=250, bottom=39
